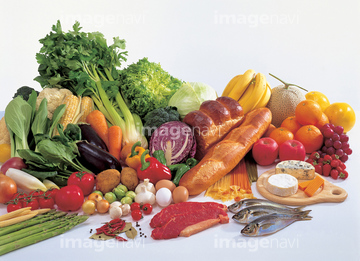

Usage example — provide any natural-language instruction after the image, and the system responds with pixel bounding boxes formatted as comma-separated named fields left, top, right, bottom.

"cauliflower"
left=36, top=88, right=73, bottom=119
left=0, top=116, right=10, bottom=145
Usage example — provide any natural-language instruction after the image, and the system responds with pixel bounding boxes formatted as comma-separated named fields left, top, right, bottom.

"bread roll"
left=183, top=96, right=244, bottom=160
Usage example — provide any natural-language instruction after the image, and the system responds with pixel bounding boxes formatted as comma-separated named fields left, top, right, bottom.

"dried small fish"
left=232, top=205, right=311, bottom=224
left=228, top=199, right=304, bottom=214
left=241, top=212, right=312, bottom=237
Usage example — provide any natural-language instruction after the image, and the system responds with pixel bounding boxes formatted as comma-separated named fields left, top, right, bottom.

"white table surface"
left=0, top=110, right=359, bottom=261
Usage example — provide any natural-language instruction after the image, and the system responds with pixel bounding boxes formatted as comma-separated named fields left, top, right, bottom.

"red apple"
left=252, top=137, right=279, bottom=166
left=279, top=140, right=306, bottom=161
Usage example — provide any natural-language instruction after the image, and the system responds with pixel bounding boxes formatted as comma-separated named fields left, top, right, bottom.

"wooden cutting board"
left=256, top=169, right=348, bottom=206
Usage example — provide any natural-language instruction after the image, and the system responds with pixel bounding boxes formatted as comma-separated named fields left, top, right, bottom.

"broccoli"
left=143, top=106, right=181, bottom=140
left=13, top=86, right=39, bottom=101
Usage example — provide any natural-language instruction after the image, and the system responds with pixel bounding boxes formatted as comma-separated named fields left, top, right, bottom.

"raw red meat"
left=150, top=201, right=228, bottom=228
left=150, top=202, right=229, bottom=239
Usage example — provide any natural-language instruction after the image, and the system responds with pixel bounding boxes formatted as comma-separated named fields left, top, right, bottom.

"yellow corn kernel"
left=78, top=96, right=94, bottom=123
left=55, top=95, right=81, bottom=135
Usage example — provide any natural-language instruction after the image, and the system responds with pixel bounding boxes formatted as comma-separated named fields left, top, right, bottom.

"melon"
left=266, top=74, right=307, bottom=127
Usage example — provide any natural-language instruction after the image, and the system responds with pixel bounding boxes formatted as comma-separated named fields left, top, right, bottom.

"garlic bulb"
left=135, top=178, right=156, bottom=194
left=135, top=186, right=156, bottom=205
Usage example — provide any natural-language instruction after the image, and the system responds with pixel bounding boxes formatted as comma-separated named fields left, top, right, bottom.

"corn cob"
left=78, top=96, right=94, bottom=123
left=55, top=95, right=81, bottom=135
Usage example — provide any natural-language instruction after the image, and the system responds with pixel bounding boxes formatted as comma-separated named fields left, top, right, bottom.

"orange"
left=295, top=100, right=322, bottom=126
left=315, top=112, right=329, bottom=130
left=280, top=116, right=302, bottom=135
left=305, top=91, right=331, bottom=112
left=294, top=125, right=323, bottom=153
left=262, top=124, right=276, bottom=137
left=269, top=127, right=294, bottom=146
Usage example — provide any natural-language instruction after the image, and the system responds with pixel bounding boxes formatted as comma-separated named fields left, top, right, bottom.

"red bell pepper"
left=137, top=150, right=172, bottom=184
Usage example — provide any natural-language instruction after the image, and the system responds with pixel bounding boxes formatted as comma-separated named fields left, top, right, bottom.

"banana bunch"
left=222, top=69, right=272, bottom=114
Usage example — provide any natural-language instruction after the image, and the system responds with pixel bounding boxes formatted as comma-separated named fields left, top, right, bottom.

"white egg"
left=155, top=187, right=172, bottom=207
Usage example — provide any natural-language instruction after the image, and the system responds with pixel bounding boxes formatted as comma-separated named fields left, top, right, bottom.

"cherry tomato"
left=67, top=171, right=95, bottom=196
left=82, top=199, right=96, bottom=215
left=130, top=202, right=141, bottom=212
left=11, top=192, right=27, bottom=205
left=96, top=199, right=110, bottom=214
left=45, top=188, right=59, bottom=200
left=22, top=197, right=39, bottom=210
left=29, top=189, right=45, bottom=199
left=0, top=174, right=18, bottom=204
left=7, top=200, right=23, bottom=213
left=0, top=157, right=27, bottom=175
left=141, top=203, right=153, bottom=215
left=38, top=196, right=55, bottom=209
left=55, top=185, right=84, bottom=211
left=131, top=210, right=143, bottom=221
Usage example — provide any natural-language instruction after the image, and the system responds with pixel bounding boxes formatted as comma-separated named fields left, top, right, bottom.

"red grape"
left=333, top=141, right=342, bottom=149
left=341, top=142, right=349, bottom=150
left=333, top=125, right=344, bottom=135
left=340, top=154, right=348, bottom=162
left=336, top=149, right=344, bottom=157
left=325, top=139, right=333, bottom=147
left=323, top=128, right=334, bottom=139
left=332, top=133, right=340, bottom=141
left=340, top=134, right=349, bottom=142
left=326, top=147, right=336, bottom=155
left=344, top=148, right=352, bottom=155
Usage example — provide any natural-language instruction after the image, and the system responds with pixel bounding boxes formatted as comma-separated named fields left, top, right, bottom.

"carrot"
left=304, top=175, right=324, bottom=197
left=108, top=125, right=122, bottom=161
left=86, top=110, right=109, bottom=146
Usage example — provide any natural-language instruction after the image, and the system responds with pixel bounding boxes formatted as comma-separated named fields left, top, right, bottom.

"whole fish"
left=228, top=199, right=304, bottom=214
left=233, top=205, right=311, bottom=224
left=241, top=212, right=312, bottom=237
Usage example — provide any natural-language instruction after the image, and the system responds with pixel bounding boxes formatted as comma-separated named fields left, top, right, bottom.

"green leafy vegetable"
left=168, top=82, right=218, bottom=118
left=118, top=57, right=183, bottom=119
left=34, top=20, right=147, bottom=148
left=143, top=106, right=180, bottom=140
left=12, top=86, right=39, bottom=101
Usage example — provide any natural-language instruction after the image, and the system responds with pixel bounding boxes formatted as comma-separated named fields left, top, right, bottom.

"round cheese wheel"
left=265, top=174, right=298, bottom=197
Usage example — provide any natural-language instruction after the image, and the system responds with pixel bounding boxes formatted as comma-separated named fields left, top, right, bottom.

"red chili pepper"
left=137, top=149, right=172, bottom=184
left=115, top=236, right=128, bottom=242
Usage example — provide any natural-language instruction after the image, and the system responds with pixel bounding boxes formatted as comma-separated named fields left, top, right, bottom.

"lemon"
left=0, top=144, right=11, bottom=164
left=324, top=102, right=356, bottom=133
left=305, top=91, right=331, bottom=112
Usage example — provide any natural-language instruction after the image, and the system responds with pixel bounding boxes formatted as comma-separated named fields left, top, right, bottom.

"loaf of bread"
left=183, top=96, right=244, bottom=160
left=179, top=107, right=272, bottom=195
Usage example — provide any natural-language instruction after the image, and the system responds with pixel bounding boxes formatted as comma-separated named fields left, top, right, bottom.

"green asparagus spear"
left=0, top=215, right=89, bottom=256
left=0, top=210, right=67, bottom=236
left=0, top=213, right=79, bottom=246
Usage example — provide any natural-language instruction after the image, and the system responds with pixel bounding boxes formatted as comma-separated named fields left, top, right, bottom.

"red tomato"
left=7, top=200, right=23, bottom=212
left=141, top=203, right=153, bottom=215
left=131, top=210, right=143, bottom=221
left=0, top=157, right=27, bottom=175
left=38, top=197, right=55, bottom=209
left=11, top=192, right=28, bottom=204
left=55, top=185, right=84, bottom=211
left=130, top=202, right=141, bottom=212
left=22, top=197, right=39, bottom=210
left=67, top=171, right=95, bottom=196
left=45, top=188, right=59, bottom=200
left=28, top=190, right=45, bottom=199
left=0, top=174, right=18, bottom=204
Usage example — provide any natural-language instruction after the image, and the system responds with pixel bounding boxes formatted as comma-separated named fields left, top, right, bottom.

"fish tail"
left=296, top=211, right=313, bottom=220
left=293, top=206, right=306, bottom=212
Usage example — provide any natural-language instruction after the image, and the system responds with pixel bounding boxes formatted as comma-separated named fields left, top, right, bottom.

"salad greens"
left=34, top=20, right=147, bottom=148
left=118, top=57, right=183, bottom=119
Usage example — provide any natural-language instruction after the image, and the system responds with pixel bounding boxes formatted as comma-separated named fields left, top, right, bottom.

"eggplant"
left=77, top=141, right=122, bottom=174
left=78, top=123, right=108, bottom=151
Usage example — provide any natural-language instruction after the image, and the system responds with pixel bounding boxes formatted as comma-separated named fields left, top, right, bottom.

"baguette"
left=179, top=107, right=272, bottom=195
left=183, top=96, right=244, bottom=160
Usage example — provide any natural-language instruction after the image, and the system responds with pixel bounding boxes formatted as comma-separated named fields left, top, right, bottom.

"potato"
left=96, top=169, right=121, bottom=194
left=120, top=167, right=139, bottom=191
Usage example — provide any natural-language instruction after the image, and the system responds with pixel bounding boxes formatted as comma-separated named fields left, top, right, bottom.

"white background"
left=0, top=1, right=360, bottom=261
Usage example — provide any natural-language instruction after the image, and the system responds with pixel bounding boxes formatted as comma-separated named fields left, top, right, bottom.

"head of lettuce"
left=168, top=82, right=218, bottom=119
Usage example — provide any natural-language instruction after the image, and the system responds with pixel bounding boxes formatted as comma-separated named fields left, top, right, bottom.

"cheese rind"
left=275, top=160, right=315, bottom=180
left=265, top=174, right=298, bottom=197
